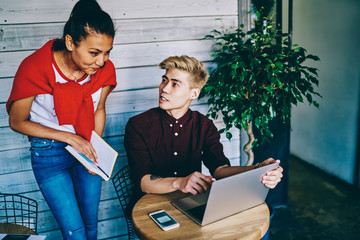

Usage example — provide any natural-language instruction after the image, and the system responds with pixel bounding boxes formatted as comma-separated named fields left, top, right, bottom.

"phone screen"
left=149, top=210, right=179, bottom=230
left=152, top=211, right=176, bottom=226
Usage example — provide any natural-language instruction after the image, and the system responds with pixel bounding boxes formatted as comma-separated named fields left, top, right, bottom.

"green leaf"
left=306, top=93, right=313, bottom=103
left=202, top=22, right=322, bottom=146
left=266, top=86, right=274, bottom=93
left=307, top=54, right=320, bottom=61
left=219, top=128, right=225, bottom=134
left=313, top=101, right=320, bottom=108
left=226, top=132, right=233, bottom=140
left=211, top=112, right=217, bottom=119
left=275, top=62, right=283, bottom=68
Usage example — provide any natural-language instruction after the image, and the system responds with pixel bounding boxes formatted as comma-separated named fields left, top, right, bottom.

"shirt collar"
left=159, top=107, right=191, bottom=125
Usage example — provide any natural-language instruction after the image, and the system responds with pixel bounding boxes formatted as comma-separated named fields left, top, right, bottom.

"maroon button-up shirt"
left=124, top=107, right=230, bottom=194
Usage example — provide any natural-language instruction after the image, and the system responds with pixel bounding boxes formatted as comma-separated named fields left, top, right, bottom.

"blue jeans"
left=30, top=137, right=102, bottom=240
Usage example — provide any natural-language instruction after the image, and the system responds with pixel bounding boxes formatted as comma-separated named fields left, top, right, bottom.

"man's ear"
left=190, top=88, right=200, bottom=100
left=64, top=34, right=75, bottom=51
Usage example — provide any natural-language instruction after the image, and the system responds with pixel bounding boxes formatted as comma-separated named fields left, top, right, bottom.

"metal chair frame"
left=0, top=193, right=38, bottom=233
left=112, top=165, right=135, bottom=240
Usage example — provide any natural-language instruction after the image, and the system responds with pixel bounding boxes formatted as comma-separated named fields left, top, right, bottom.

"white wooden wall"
left=0, top=0, right=240, bottom=239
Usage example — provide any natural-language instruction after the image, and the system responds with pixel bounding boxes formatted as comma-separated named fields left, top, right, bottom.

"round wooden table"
left=0, top=223, right=37, bottom=234
left=132, top=191, right=270, bottom=240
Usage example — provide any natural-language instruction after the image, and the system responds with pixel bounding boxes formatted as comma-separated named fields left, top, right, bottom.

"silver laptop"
left=171, top=162, right=279, bottom=226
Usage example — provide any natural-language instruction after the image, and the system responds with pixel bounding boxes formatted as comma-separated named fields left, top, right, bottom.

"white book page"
left=65, top=131, right=118, bottom=181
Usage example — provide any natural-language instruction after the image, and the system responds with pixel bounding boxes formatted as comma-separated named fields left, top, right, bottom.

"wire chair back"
left=0, top=193, right=38, bottom=233
left=112, top=165, right=135, bottom=240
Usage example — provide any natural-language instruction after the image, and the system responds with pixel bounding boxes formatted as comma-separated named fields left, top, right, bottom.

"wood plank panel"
left=38, top=230, right=62, bottom=240
left=0, top=107, right=238, bottom=159
left=97, top=217, right=128, bottom=240
left=98, top=198, right=124, bottom=222
left=0, top=86, right=205, bottom=128
left=110, top=40, right=214, bottom=69
left=0, top=148, right=31, bottom=174
left=0, top=0, right=241, bottom=237
left=0, top=153, right=126, bottom=195
left=0, top=110, right=239, bottom=172
left=104, top=87, right=208, bottom=117
left=0, top=40, right=214, bottom=78
left=6, top=164, right=127, bottom=218
left=0, top=139, right=239, bottom=236
left=0, top=170, right=39, bottom=193
left=37, top=210, right=58, bottom=233
left=0, top=62, right=216, bottom=104
left=0, top=123, right=239, bottom=174
left=0, top=168, right=128, bottom=235
left=0, top=0, right=237, bottom=24
left=27, top=200, right=129, bottom=238
left=0, top=127, right=30, bottom=151
left=0, top=104, right=9, bottom=126
left=0, top=16, right=237, bottom=52
left=104, top=128, right=240, bottom=159
left=1, top=102, right=236, bottom=146
left=0, top=23, right=63, bottom=52
left=34, top=198, right=124, bottom=233
left=0, top=141, right=238, bottom=194
left=113, top=62, right=216, bottom=92
left=103, top=102, right=210, bottom=137
left=35, top=218, right=130, bottom=240
left=0, top=77, right=13, bottom=103
left=105, top=88, right=158, bottom=115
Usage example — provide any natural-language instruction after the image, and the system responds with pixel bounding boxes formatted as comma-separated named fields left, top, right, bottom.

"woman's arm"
left=94, top=85, right=111, bottom=136
left=9, top=96, right=98, bottom=162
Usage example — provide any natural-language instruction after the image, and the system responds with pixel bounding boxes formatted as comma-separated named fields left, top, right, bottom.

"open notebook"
left=65, top=131, right=118, bottom=181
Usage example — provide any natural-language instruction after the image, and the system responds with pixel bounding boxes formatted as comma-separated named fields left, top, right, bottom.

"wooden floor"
left=270, top=156, right=360, bottom=240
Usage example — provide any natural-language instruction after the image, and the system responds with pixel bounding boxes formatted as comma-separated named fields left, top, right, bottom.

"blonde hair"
left=159, top=55, right=209, bottom=89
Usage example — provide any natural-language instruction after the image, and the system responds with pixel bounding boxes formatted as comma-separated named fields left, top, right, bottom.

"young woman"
left=6, top=0, right=116, bottom=239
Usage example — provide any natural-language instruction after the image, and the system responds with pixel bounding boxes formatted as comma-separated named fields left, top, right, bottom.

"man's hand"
left=177, top=172, right=213, bottom=195
left=260, top=158, right=283, bottom=189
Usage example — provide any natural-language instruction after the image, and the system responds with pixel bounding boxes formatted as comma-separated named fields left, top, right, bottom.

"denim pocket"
left=30, top=137, right=68, bottom=169
left=30, top=137, right=54, bottom=151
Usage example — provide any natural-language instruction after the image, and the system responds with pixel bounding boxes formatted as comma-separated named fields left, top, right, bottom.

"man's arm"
left=213, top=158, right=283, bottom=189
left=140, top=171, right=213, bottom=195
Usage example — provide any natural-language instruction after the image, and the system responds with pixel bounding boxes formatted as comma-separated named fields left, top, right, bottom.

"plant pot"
left=253, top=117, right=290, bottom=207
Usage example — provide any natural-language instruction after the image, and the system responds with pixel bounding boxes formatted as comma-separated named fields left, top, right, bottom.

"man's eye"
left=91, top=52, right=99, bottom=56
left=173, top=82, right=179, bottom=87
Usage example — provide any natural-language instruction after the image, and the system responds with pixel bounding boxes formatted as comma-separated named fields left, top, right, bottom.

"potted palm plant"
left=200, top=1, right=321, bottom=166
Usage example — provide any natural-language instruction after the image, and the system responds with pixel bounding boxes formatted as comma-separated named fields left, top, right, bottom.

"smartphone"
left=149, top=209, right=180, bottom=231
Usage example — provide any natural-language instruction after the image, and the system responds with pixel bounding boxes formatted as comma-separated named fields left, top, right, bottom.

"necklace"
left=61, top=52, right=83, bottom=82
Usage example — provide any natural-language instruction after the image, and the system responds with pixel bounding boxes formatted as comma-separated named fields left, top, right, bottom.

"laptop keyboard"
left=187, top=204, right=206, bottom=222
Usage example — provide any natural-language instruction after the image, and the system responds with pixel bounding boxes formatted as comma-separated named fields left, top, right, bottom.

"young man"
left=124, top=55, right=283, bottom=202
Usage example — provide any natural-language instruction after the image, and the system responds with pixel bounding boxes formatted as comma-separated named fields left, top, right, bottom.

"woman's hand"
left=66, top=133, right=98, bottom=165
left=9, top=97, right=98, bottom=166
